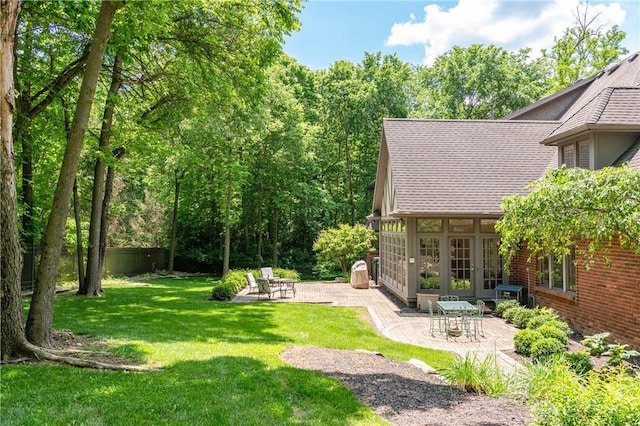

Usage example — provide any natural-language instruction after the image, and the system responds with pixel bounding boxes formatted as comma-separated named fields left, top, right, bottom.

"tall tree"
left=413, top=44, right=548, bottom=119
left=26, top=0, right=122, bottom=346
left=542, top=1, right=628, bottom=91
left=1, top=0, right=26, bottom=361
left=80, top=52, right=123, bottom=296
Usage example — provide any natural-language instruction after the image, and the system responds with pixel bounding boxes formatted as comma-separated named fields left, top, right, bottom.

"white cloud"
left=385, top=0, right=627, bottom=66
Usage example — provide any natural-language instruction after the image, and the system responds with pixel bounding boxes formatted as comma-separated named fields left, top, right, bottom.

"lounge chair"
left=256, top=277, right=285, bottom=299
left=260, top=267, right=279, bottom=280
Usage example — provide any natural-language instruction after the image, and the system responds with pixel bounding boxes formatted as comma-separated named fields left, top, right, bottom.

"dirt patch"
left=281, top=346, right=530, bottom=426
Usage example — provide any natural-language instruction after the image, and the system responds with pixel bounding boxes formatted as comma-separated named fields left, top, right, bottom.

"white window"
left=538, top=248, right=576, bottom=293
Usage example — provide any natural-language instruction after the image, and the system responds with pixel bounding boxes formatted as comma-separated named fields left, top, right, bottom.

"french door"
left=448, top=237, right=474, bottom=298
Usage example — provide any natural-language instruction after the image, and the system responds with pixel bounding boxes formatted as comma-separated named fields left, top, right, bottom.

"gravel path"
left=281, top=346, right=530, bottom=426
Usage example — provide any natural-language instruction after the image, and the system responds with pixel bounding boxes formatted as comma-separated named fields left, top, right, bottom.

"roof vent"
left=607, top=61, right=622, bottom=75
left=628, top=52, right=639, bottom=62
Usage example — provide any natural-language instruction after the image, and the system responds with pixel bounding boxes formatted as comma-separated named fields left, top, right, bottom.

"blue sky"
left=283, top=0, right=640, bottom=70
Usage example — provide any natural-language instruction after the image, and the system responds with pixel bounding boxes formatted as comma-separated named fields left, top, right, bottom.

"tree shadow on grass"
left=2, top=356, right=385, bottom=425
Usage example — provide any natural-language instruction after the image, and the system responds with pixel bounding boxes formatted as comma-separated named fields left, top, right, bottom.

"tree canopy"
left=497, top=166, right=640, bottom=268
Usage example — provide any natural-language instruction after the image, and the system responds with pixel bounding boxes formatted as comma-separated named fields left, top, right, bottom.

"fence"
left=21, top=247, right=168, bottom=291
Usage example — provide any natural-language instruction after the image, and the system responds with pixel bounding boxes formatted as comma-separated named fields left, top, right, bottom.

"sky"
left=283, top=0, right=640, bottom=70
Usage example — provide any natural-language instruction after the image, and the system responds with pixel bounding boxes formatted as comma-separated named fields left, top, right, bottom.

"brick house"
left=371, top=52, right=640, bottom=349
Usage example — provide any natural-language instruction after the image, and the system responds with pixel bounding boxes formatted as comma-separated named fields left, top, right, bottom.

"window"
left=449, top=219, right=474, bottom=233
left=417, top=219, right=442, bottom=233
left=561, top=140, right=590, bottom=169
left=419, top=237, right=441, bottom=290
left=379, top=219, right=406, bottom=290
left=480, top=219, right=498, bottom=233
left=482, top=238, right=503, bottom=290
left=537, top=249, right=576, bottom=293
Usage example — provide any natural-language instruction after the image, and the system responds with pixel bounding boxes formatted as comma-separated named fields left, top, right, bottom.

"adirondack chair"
left=246, top=272, right=259, bottom=294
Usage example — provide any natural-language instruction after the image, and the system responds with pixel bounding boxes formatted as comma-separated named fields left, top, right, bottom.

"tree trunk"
left=98, top=147, right=125, bottom=280
left=82, top=52, right=122, bottom=296
left=26, top=1, right=120, bottom=346
left=222, top=178, right=232, bottom=275
left=168, top=169, right=184, bottom=273
left=73, top=178, right=85, bottom=287
left=1, top=0, right=29, bottom=361
left=272, top=207, right=279, bottom=267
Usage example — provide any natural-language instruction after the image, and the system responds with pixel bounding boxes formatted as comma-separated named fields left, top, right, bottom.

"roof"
left=613, top=137, right=640, bottom=169
left=544, top=87, right=640, bottom=144
left=380, top=119, right=558, bottom=216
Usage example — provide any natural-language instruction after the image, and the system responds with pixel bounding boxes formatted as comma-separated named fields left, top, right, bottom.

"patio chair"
left=473, top=300, right=486, bottom=337
left=256, top=277, right=285, bottom=299
left=260, top=267, right=280, bottom=281
left=426, top=300, right=444, bottom=336
left=439, top=295, right=459, bottom=301
left=246, top=272, right=259, bottom=294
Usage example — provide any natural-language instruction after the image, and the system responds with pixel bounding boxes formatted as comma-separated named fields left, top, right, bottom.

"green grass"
left=1, top=277, right=455, bottom=425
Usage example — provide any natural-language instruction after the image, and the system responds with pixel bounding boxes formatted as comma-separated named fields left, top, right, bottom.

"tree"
left=496, top=166, right=640, bottom=269
left=313, top=224, right=376, bottom=277
left=412, top=44, right=548, bottom=119
left=542, top=1, right=628, bottom=91
left=1, top=0, right=25, bottom=361
left=26, top=0, right=122, bottom=346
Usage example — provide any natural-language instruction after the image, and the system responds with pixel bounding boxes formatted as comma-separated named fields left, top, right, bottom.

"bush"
left=503, top=306, right=527, bottom=323
left=530, top=337, right=566, bottom=362
left=511, top=308, right=538, bottom=329
left=495, top=299, right=520, bottom=317
left=562, top=351, right=593, bottom=375
left=529, top=361, right=640, bottom=425
left=514, top=329, right=543, bottom=357
left=527, top=313, right=559, bottom=330
left=313, top=224, right=376, bottom=276
left=210, top=282, right=236, bottom=300
left=536, top=322, right=569, bottom=345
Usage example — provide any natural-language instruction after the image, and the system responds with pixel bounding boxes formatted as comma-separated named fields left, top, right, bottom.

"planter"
left=416, top=293, right=439, bottom=312
left=447, top=327, right=462, bottom=337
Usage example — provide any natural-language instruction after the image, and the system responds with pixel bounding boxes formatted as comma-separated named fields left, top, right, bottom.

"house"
left=371, top=52, right=640, bottom=349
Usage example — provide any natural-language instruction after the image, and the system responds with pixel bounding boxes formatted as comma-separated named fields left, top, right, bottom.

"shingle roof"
left=613, top=137, right=640, bottom=169
left=382, top=119, right=558, bottom=215
left=543, top=53, right=640, bottom=143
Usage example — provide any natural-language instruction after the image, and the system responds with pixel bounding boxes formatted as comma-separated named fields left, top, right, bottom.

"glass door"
left=418, top=237, right=441, bottom=293
left=448, top=237, right=474, bottom=298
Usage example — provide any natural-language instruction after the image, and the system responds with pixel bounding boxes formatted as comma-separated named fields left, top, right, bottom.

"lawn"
left=1, top=277, right=455, bottom=425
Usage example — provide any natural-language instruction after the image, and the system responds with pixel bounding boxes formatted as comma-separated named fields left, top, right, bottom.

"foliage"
left=3, top=277, right=456, bottom=425
left=209, top=281, right=236, bottom=301
left=526, top=312, right=560, bottom=330
left=514, top=329, right=544, bottom=357
left=413, top=44, right=549, bottom=119
left=530, top=337, right=566, bottom=362
left=510, top=308, right=538, bottom=329
left=502, top=306, right=528, bottom=324
left=561, top=351, right=593, bottom=376
left=313, top=224, right=376, bottom=275
left=494, top=299, right=520, bottom=318
left=536, top=323, right=569, bottom=345
left=497, top=166, right=640, bottom=269
left=581, top=332, right=640, bottom=366
left=542, top=1, right=628, bottom=91
left=441, top=353, right=513, bottom=396
left=527, top=359, right=640, bottom=426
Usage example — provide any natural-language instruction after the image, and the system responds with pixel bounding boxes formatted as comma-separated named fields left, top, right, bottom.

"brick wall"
left=510, top=241, right=640, bottom=351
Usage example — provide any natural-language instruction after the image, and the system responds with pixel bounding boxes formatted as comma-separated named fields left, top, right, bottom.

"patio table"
left=437, top=301, right=478, bottom=339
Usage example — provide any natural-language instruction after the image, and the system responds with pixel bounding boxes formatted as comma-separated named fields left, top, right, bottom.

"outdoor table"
left=437, top=301, right=478, bottom=339
left=269, top=277, right=297, bottom=297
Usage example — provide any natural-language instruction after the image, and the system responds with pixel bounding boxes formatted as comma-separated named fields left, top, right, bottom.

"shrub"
left=527, top=313, right=559, bottom=330
left=210, top=282, right=236, bottom=300
left=313, top=224, right=376, bottom=276
left=503, top=306, right=527, bottom=323
left=514, top=329, right=543, bottom=357
left=511, top=308, right=537, bottom=329
left=529, top=362, right=640, bottom=425
left=536, top=323, right=569, bottom=345
left=562, top=351, right=593, bottom=375
left=495, top=299, right=520, bottom=317
left=530, top=337, right=566, bottom=362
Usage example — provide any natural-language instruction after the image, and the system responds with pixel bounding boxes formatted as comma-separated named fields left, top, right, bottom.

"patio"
left=234, top=281, right=522, bottom=372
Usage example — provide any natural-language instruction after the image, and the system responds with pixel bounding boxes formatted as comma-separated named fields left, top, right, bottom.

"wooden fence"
left=21, top=247, right=167, bottom=291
